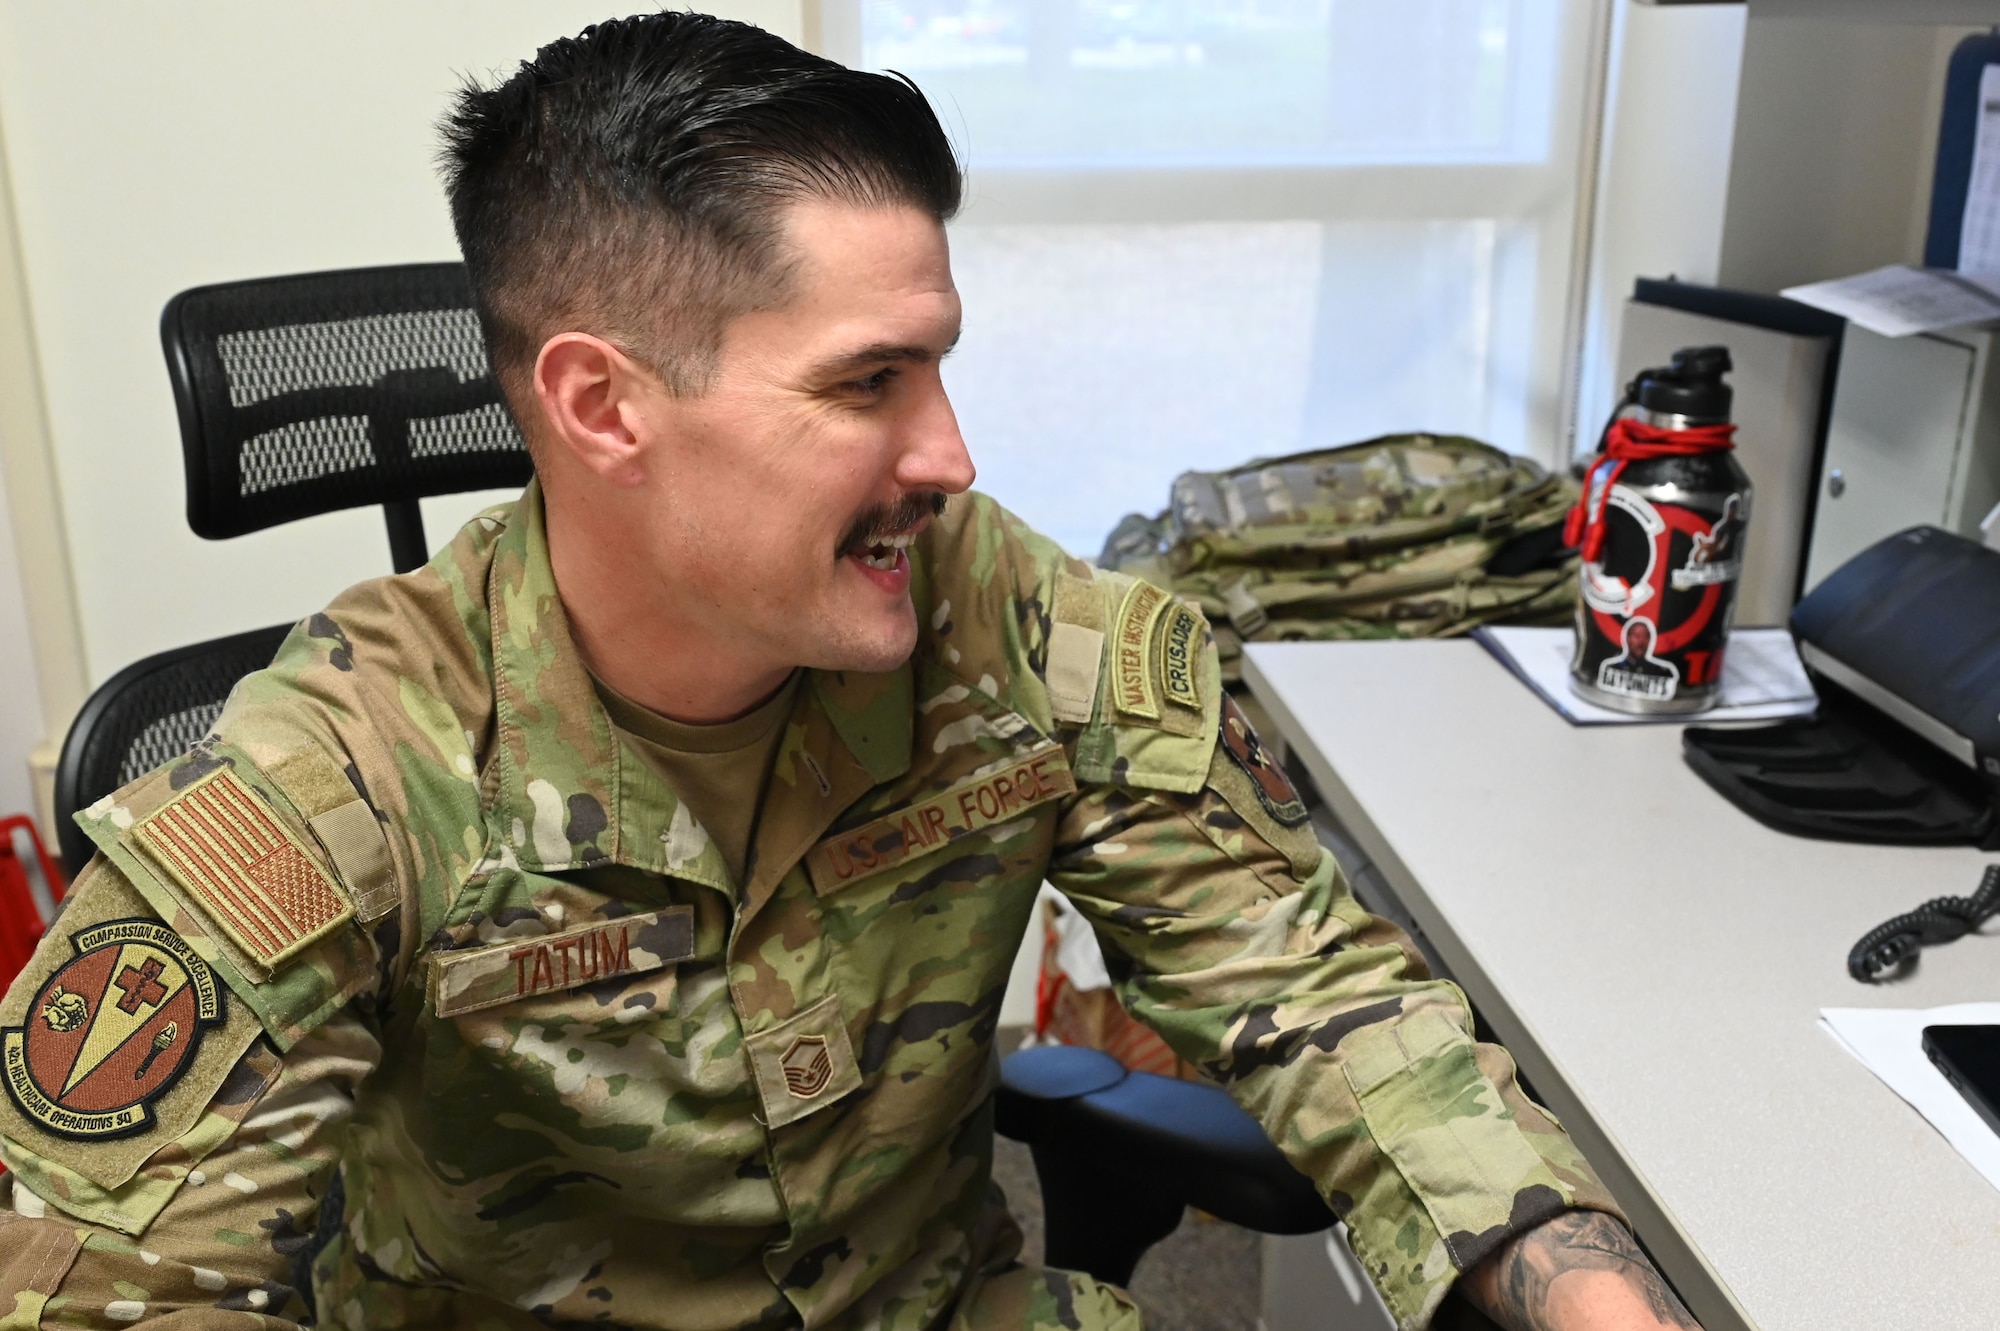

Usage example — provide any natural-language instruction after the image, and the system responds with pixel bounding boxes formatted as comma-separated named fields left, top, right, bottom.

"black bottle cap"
left=1634, top=345, right=1733, bottom=422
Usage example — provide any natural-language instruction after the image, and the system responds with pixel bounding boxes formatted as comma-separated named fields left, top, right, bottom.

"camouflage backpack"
left=1100, top=433, right=1580, bottom=684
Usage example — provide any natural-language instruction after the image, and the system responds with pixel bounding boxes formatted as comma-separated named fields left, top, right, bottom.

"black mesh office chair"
left=161, top=262, right=532, bottom=573
left=52, top=264, right=534, bottom=869
left=52, top=623, right=295, bottom=877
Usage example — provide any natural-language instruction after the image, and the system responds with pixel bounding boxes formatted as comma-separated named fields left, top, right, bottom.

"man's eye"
left=846, top=368, right=899, bottom=395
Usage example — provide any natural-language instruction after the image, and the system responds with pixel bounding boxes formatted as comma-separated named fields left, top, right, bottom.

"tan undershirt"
left=592, top=672, right=800, bottom=885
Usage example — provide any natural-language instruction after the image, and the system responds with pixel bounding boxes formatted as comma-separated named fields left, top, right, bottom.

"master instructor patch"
left=2, top=918, right=225, bottom=1140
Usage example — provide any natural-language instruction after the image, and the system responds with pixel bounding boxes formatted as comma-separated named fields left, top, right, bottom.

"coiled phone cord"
left=1847, top=863, right=2000, bottom=983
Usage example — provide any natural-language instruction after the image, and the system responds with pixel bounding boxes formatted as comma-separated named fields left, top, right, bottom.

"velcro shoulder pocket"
left=1341, top=1007, right=1569, bottom=1269
left=73, top=740, right=382, bottom=1052
left=1060, top=568, right=1221, bottom=794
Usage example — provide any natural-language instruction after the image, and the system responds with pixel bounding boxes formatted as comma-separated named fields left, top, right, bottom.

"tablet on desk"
left=1924, top=1025, right=2000, bottom=1139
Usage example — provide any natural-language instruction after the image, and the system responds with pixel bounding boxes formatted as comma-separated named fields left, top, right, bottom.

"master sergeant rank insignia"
left=746, top=994, right=862, bottom=1129
left=780, top=1036, right=833, bottom=1098
left=2, top=918, right=225, bottom=1140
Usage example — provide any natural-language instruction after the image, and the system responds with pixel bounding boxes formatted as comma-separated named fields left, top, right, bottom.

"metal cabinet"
left=1261, top=1230, right=1393, bottom=1331
left=1803, top=323, right=2000, bottom=592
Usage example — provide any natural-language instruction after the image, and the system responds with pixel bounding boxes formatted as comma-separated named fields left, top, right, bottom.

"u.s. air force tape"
left=806, top=745, right=1076, bottom=894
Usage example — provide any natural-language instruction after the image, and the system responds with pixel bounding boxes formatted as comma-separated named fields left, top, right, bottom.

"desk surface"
left=1244, top=640, right=2000, bottom=1331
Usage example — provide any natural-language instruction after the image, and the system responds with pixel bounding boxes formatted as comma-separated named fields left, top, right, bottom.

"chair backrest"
left=52, top=623, right=295, bottom=875
left=161, top=263, right=533, bottom=572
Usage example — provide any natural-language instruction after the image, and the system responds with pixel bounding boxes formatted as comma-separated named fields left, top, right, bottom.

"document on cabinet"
left=1781, top=264, right=2000, bottom=339
left=1472, top=626, right=1817, bottom=726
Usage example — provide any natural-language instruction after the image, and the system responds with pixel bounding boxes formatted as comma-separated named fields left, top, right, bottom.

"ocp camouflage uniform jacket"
left=0, top=485, right=1620, bottom=1330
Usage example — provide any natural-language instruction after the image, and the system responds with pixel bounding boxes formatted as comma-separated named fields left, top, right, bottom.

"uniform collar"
left=484, top=483, right=912, bottom=887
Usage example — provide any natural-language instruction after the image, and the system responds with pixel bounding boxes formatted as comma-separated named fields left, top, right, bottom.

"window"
left=821, top=1, right=1608, bottom=556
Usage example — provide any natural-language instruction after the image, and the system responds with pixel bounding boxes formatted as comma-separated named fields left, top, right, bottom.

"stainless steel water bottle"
left=1568, top=346, right=1753, bottom=715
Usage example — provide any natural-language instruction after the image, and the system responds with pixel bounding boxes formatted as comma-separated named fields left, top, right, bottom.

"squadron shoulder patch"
left=130, top=768, right=354, bottom=972
left=1219, top=695, right=1309, bottom=827
left=2, top=919, right=225, bottom=1140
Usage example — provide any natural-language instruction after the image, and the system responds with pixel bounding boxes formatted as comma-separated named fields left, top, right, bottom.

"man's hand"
left=1459, top=1211, right=1702, bottom=1331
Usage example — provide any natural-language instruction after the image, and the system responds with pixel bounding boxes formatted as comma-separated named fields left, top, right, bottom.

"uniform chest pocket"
left=431, top=952, right=754, bottom=1132
left=449, top=961, right=682, bottom=1063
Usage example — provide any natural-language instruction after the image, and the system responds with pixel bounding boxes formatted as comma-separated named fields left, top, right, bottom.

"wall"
left=0, top=99, right=72, bottom=830
left=0, top=460, right=42, bottom=820
left=1576, top=0, right=1748, bottom=449
left=1579, top=7, right=1983, bottom=445
left=0, top=1, right=802, bottom=701
left=1719, top=16, right=1979, bottom=294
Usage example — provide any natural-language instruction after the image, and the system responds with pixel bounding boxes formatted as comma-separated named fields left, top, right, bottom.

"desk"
left=1243, top=640, right=2000, bottom=1331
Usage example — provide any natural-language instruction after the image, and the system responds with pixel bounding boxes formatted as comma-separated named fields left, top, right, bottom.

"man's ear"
left=532, top=332, right=656, bottom=485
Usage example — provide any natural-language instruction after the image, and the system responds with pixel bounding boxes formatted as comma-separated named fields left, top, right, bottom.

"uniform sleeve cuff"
left=1341, top=1007, right=1624, bottom=1273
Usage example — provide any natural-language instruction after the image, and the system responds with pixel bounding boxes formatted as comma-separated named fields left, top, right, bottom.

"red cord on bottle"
left=1563, top=417, right=1737, bottom=562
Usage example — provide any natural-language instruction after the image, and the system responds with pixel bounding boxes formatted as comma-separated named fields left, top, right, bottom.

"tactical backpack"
left=1099, top=433, right=1581, bottom=685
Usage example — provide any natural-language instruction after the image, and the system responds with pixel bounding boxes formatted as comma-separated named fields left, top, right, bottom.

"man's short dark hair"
left=440, top=12, right=962, bottom=410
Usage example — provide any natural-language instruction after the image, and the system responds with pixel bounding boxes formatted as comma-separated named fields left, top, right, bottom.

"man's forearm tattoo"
left=1471, top=1211, right=1700, bottom=1331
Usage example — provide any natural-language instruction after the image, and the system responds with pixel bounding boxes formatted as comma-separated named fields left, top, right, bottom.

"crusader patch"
left=2, top=919, right=225, bottom=1140
left=1219, top=696, right=1310, bottom=828
left=1157, top=602, right=1203, bottom=712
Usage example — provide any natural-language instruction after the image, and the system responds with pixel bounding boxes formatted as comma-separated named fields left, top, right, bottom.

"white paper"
left=1960, top=65, right=2000, bottom=279
left=1781, top=264, right=2000, bottom=339
left=1821, top=1003, right=2000, bottom=1196
left=1472, top=626, right=1817, bottom=726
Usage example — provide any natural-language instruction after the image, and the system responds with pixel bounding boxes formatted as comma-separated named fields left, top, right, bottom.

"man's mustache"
left=839, top=492, right=948, bottom=558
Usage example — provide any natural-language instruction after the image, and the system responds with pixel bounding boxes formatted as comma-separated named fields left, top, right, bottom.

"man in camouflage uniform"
left=0, top=14, right=1702, bottom=1331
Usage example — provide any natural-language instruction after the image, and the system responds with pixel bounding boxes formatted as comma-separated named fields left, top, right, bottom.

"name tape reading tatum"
left=807, top=745, right=1076, bottom=894
left=430, top=906, right=695, bottom=1018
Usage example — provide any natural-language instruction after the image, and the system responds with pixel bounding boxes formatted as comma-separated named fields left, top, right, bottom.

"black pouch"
left=1684, top=682, right=1998, bottom=847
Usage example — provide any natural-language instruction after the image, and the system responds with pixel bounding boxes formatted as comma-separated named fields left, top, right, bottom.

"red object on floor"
left=1033, top=898, right=1194, bottom=1081
left=0, top=814, right=66, bottom=993
left=0, top=815, right=62, bottom=1178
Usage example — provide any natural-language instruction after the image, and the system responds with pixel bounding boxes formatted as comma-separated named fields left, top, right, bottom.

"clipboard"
left=1923, top=31, right=2000, bottom=271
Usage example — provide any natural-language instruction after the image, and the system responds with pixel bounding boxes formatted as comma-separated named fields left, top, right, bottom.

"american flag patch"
left=132, top=769, right=353, bottom=971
